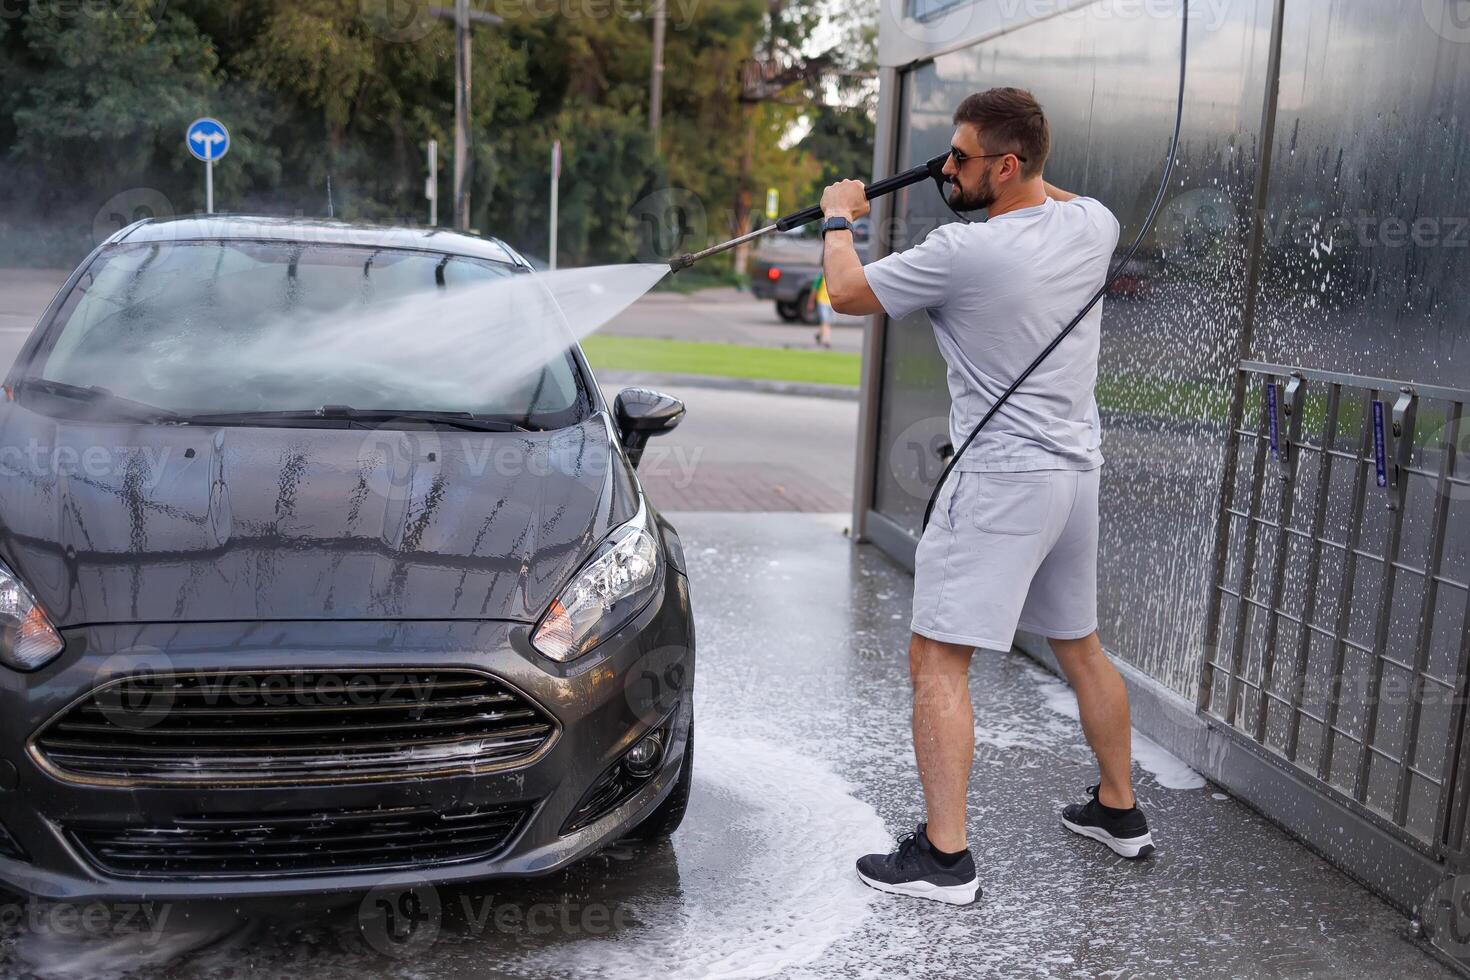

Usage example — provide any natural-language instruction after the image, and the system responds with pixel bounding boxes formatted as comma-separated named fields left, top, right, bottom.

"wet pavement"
left=0, top=512, right=1456, bottom=979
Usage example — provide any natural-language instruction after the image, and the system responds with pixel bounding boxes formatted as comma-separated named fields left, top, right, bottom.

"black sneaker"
left=1061, top=784, right=1155, bottom=859
left=855, top=823, right=981, bottom=905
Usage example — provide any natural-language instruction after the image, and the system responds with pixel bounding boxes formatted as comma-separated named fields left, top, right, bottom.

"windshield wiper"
left=320, top=407, right=534, bottom=432
left=181, top=406, right=534, bottom=432
left=19, top=379, right=183, bottom=422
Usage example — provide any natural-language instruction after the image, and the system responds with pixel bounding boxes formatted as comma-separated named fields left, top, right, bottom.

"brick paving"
left=635, top=461, right=849, bottom=512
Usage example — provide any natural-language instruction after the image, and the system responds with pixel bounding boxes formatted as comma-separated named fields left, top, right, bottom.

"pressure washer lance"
left=668, top=0, right=1189, bottom=534
left=667, top=153, right=951, bottom=271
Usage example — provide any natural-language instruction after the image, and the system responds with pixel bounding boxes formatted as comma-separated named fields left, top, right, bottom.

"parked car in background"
left=749, top=219, right=871, bottom=323
left=0, top=217, right=696, bottom=899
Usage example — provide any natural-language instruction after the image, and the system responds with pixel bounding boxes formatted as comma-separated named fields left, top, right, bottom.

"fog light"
left=624, top=732, right=663, bottom=777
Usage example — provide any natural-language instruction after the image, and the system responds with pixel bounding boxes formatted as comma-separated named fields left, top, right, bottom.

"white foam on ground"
left=522, top=733, right=890, bottom=980
left=1031, top=672, right=1206, bottom=791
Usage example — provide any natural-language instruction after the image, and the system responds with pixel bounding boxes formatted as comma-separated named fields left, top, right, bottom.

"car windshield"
left=20, top=240, right=591, bottom=428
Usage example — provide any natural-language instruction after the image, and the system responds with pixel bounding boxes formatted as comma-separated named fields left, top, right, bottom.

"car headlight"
left=0, top=560, right=64, bottom=672
left=531, top=507, right=662, bottom=663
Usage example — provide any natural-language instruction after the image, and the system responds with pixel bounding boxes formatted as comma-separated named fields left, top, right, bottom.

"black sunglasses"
left=949, top=145, right=1028, bottom=165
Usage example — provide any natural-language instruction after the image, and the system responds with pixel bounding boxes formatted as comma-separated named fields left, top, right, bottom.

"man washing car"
left=820, top=88, right=1154, bottom=905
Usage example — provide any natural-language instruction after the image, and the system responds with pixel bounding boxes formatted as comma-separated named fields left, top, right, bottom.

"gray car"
left=749, top=219, right=871, bottom=322
left=0, top=216, right=695, bottom=899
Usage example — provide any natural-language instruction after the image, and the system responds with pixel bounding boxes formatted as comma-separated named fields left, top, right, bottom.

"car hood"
left=0, top=406, right=638, bottom=626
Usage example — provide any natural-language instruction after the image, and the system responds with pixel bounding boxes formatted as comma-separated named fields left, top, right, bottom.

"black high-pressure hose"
left=920, top=1, right=1192, bottom=530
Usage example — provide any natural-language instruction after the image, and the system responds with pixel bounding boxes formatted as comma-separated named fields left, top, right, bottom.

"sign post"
left=185, top=117, right=230, bottom=214
left=426, top=139, right=439, bottom=227
left=549, top=139, right=561, bottom=271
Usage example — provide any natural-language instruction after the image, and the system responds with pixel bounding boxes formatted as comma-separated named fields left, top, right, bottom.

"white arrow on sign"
left=190, top=129, right=226, bottom=159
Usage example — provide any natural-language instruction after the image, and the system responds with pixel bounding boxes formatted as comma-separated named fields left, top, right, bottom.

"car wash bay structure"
left=852, top=0, right=1470, bottom=953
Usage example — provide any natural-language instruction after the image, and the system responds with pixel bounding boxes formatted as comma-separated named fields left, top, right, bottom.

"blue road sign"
left=186, top=117, right=230, bottom=162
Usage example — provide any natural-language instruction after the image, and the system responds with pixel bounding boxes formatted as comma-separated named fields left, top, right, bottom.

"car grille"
left=31, top=669, right=557, bottom=786
left=69, top=804, right=531, bottom=880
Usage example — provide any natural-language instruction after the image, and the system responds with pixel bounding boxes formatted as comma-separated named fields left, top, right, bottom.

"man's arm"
left=1043, top=181, right=1078, bottom=202
left=819, top=179, right=884, bottom=316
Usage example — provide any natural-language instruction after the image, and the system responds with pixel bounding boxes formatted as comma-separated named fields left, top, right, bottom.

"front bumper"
left=0, top=569, right=694, bottom=900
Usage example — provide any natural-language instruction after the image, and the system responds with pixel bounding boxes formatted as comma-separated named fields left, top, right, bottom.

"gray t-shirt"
left=865, top=196, right=1119, bottom=472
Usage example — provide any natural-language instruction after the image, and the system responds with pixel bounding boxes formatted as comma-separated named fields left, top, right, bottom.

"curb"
left=596, top=370, right=860, bottom=402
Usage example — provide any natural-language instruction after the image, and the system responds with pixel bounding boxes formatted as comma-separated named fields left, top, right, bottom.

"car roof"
left=109, top=215, right=527, bottom=267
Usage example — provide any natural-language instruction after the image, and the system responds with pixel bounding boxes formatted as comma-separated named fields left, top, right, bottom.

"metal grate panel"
left=1200, top=361, right=1469, bottom=855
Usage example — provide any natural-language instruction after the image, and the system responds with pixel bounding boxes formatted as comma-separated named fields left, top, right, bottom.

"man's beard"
left=948, top=169, right=996, bottom=212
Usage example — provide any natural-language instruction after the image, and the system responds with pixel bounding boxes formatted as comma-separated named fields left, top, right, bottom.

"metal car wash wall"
left=865, top=0, right=1277, bottom=695
left=859, top=0, right=1470, bottom=923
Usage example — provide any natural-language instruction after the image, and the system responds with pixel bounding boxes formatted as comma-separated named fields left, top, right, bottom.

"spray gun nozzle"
left=668, top=253, right=695, bottom=273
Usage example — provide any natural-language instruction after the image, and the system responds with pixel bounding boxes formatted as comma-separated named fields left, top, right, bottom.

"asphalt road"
left=0, top=269, right=62, bottom=368
left=602, top=286, right=866, bottom=353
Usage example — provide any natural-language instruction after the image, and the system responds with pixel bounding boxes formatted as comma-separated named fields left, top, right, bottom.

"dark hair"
left=953, top=87, right=1050, bottom=179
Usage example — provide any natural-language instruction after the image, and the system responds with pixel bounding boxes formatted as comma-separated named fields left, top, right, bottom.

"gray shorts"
left=911, top=467, right=1100, bottom=651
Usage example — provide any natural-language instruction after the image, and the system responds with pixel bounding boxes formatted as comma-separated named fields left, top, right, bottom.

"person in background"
left=812, top=271, right=834, bottom=348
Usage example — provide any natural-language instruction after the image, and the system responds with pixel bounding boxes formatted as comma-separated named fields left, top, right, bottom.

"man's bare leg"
left=1049, top=630, right=1134, bottom=809
left=909, top=632, right=976, bottom=852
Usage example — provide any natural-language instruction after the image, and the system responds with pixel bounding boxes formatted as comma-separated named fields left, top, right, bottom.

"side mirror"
left=614, top=388, right=685, bottom=468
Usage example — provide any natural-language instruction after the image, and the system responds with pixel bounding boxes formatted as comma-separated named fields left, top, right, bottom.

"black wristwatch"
left=821, top=215, right=853, bottom=238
